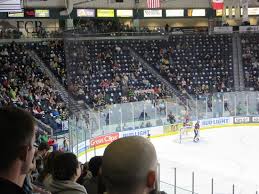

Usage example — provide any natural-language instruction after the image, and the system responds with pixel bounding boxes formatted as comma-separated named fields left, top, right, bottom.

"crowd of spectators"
left=74, top=19, right=135, bottom=34
left=241, top=34, right=259, bottom=91
left=29, top=34, right=236, bottom=109
left=130, top=34, right=234, bottom=97
left=72, top=19, right=170, bottom=35
left=0, top=27, right=62, bottom=39
left=0, top=28, right=22, bottom=39
left=0, top=107, right=163, bottom=194
left=0, top=41, right=68, bottom=133
left=33, top=40, right=167, bottom=109
left=0, top=34, right=251, bottom=132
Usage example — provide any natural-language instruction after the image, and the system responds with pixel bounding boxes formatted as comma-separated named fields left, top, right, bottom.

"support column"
left=65, top=19, right=74, bottom=30
left=133, top=19, right=140, bottom=31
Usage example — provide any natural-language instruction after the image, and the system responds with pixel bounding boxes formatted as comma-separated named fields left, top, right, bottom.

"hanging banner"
left=212, top=0, right=224, bottom=10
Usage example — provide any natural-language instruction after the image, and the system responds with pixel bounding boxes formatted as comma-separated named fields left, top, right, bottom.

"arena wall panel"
left=24, top=0, right=65, bottom=8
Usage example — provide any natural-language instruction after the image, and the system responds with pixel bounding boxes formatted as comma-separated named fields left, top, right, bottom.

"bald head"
left=102, top=136, right=157, bottom=194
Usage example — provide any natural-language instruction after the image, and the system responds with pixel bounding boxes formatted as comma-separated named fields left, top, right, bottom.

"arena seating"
left=33, top=40, right=166, bottom=108
left=241, top=33, right=259, bottom=91
left=30, top=34, right=235, bottom=108
left=32, top=40, right=67, bottom=86
left=130, top=34, right=234, bottom=96
left=0, top=42, right=68, bottom=132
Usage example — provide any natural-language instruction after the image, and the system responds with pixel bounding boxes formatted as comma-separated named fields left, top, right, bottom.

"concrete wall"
left=24, top=0, right=65, bottom=8
left=139, top=18, right=209, bottom=28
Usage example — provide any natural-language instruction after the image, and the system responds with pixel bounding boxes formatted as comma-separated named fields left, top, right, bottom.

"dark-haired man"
left=83, top=156, right=103, bottom=194
left=0, top=107, right=36, bottom=194
left=47, top=152, right=87, bottom=194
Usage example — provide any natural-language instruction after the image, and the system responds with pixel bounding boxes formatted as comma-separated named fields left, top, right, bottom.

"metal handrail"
left=160, top=180, right=199, bottom=194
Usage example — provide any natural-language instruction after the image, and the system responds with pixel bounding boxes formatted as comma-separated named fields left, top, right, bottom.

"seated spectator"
left=102, top=136, right=158, bottom=194
left=47, top=152, right=87, bottom=194
left=83, top=156, right=102, bottom=194
left=0, top=107, right=36, bottom=194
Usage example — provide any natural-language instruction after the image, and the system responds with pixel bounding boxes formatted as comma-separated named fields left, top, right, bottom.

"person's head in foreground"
left=0, top=106, right=36, bottom=192
left=102, top=136, right=158, bottom=194
left=53, top=152, right=82, bottom=182
left=49, top=152, right=87, bottom=194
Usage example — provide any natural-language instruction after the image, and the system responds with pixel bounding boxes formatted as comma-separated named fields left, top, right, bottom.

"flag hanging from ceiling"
left=147, top=0, right=160, bottom=9
left=212, top=0, right=224, bottom=10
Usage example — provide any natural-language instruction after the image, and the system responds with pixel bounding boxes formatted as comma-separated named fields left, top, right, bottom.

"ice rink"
left=79, top=126, right=259, bottom=194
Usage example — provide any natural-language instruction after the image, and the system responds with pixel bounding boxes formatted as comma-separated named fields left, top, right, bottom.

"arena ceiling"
left=24, top=0, right=259, bottom=9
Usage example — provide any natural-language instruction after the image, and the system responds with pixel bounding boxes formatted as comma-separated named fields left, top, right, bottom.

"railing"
left=161, top=181, right=198, bottom=194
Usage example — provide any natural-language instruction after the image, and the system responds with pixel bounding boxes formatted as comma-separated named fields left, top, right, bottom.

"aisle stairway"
left=129, top=47, right=194, bottom=108
left=28, top=50, right=87, bottom=114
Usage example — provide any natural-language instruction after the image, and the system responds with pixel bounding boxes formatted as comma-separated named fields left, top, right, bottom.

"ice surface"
left=78, top=126, right=259, bottom=194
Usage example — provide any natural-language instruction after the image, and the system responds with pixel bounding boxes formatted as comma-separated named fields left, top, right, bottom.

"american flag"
left=147, top=0, right=160, bottom=9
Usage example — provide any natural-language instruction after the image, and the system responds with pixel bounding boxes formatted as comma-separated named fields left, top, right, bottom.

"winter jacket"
left=83, top=176, right=98, bottom=194
left=47, top=179, right=87, bottom=194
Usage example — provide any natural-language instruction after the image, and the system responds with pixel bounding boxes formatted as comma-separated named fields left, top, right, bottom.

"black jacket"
left=0, top=178, right=26, bottom=194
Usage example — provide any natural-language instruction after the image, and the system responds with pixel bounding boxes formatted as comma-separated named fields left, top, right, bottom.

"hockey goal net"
left=179, top=123, right=193, bottom=143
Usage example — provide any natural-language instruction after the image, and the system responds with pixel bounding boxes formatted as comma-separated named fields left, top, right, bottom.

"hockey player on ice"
left=193, top=121, right=200, bottom=142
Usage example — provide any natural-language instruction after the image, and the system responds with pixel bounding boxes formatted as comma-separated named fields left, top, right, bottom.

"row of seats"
left=30, top=35, right=236, bottom=108
left=33, top=40, right=166, bottom=108
left=130, top=34, right=234, bottom=96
